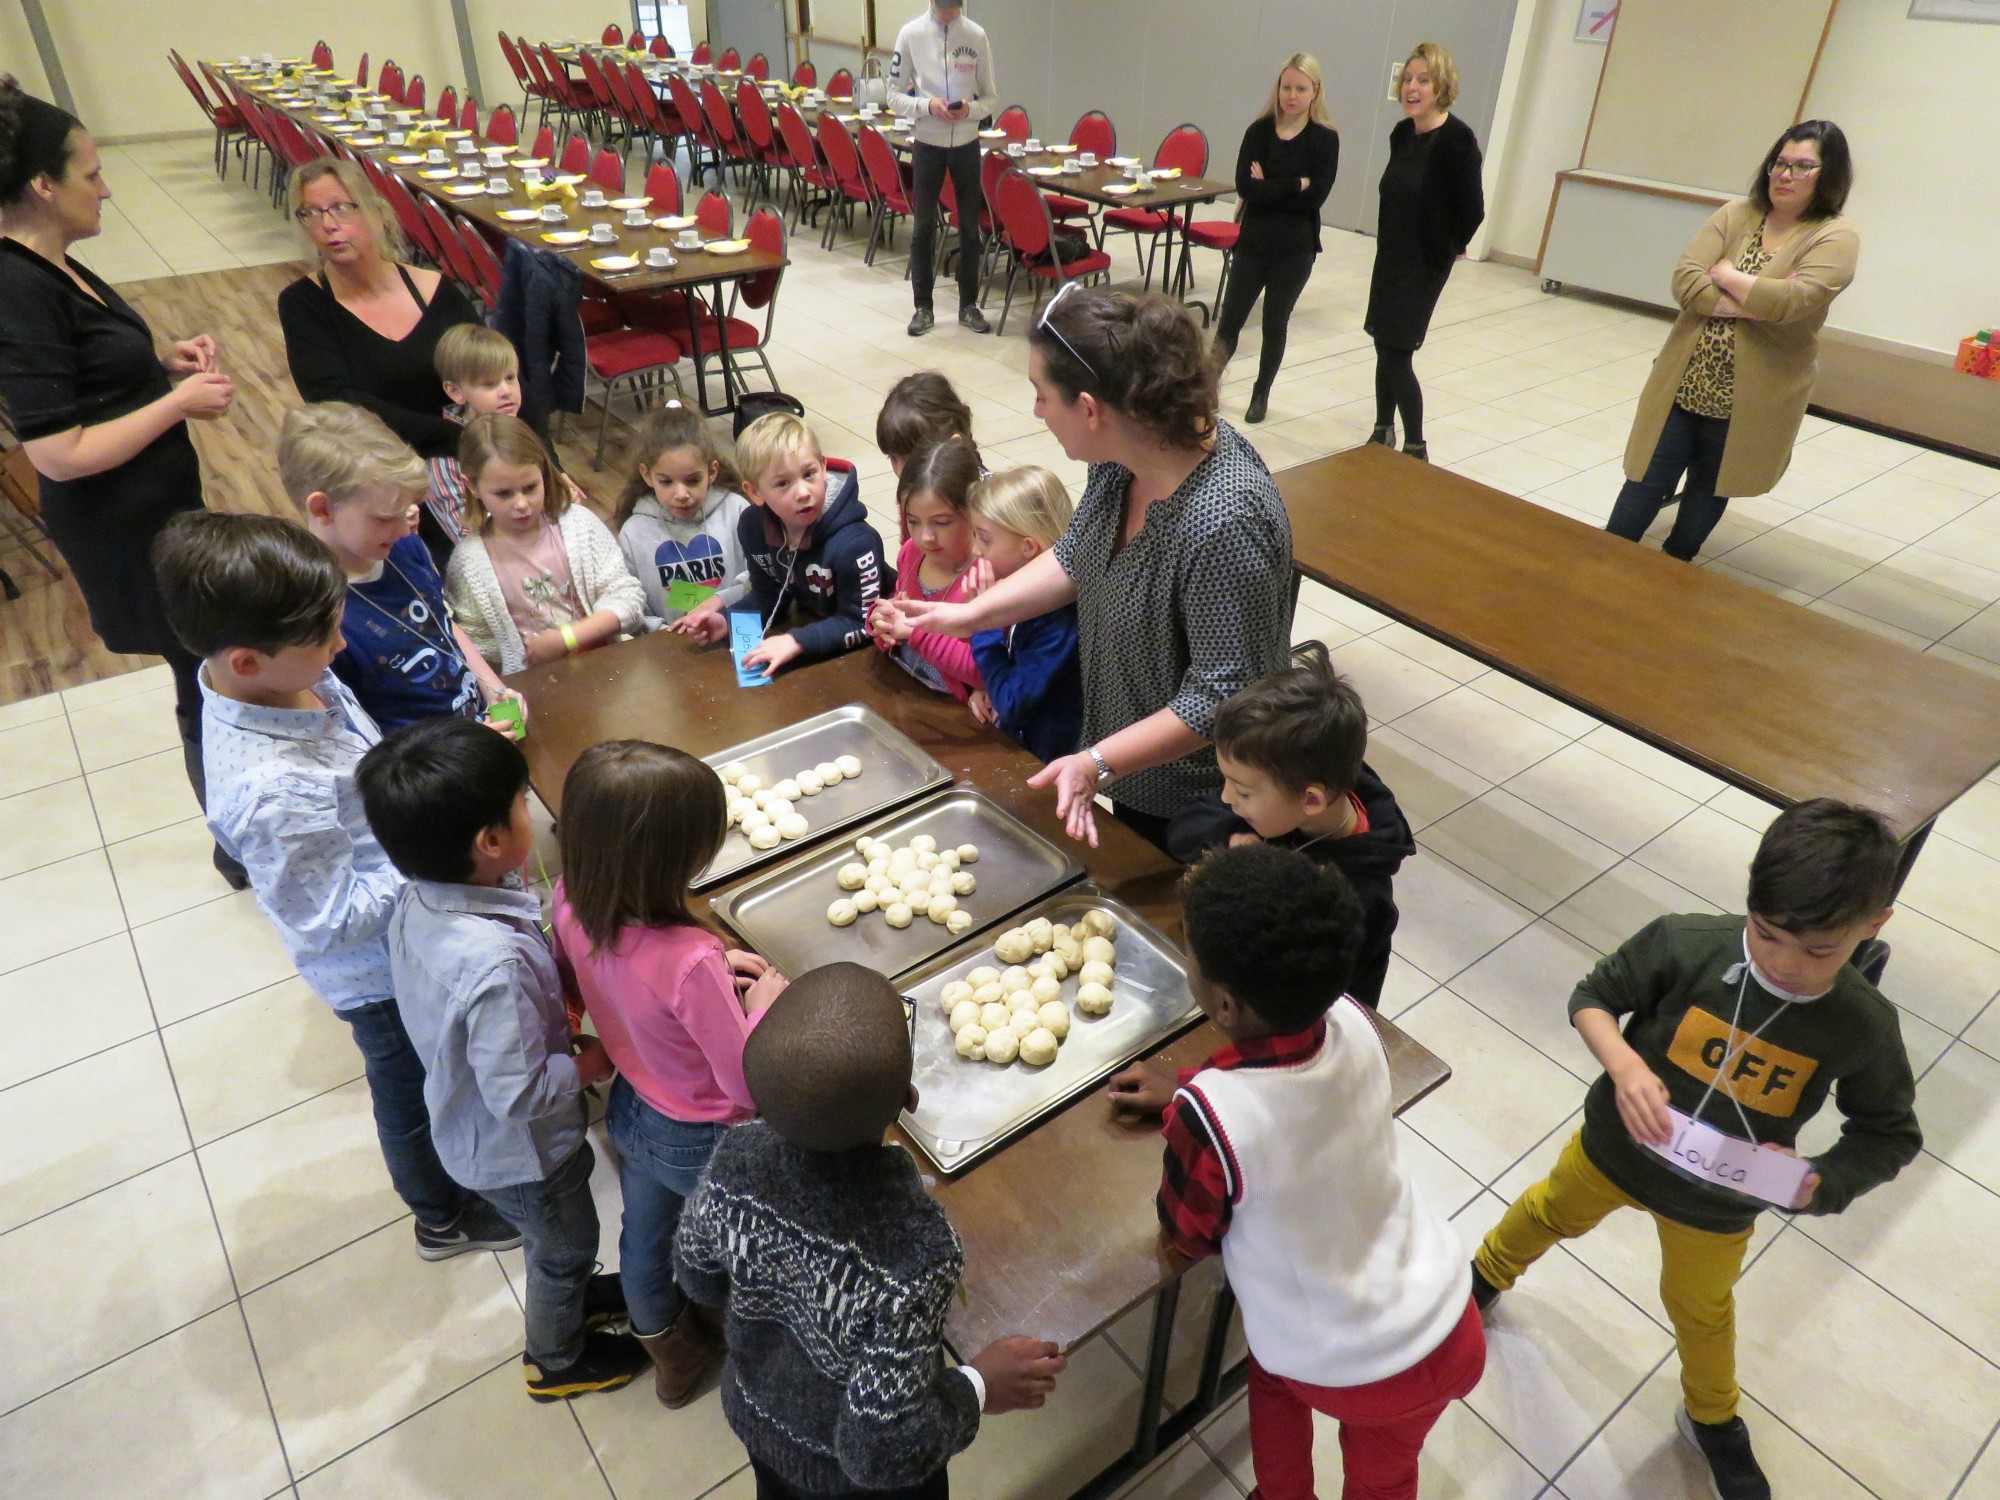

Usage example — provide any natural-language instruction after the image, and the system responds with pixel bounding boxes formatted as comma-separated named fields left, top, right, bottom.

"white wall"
left=1485, top=0, right=1608, bottom=262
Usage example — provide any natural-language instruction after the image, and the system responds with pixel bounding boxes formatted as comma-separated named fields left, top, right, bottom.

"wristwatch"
left=1086, top=745, right=1114, bottom=785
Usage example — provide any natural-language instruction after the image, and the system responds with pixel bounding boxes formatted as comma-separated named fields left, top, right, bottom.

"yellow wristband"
left=559, top=623, right=580, bottom=653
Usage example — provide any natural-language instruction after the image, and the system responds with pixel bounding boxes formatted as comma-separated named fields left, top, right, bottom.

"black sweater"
left=1232, top=117, right=1340, bottom=259
left=1381, top=114, right=1485, bottom=276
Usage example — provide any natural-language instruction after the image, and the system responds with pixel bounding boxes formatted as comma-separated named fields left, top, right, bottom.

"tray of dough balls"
left=696, top=703, right=953, bottom=890
left=897, top=887, right=1201, bottom=1175
left=709, top=785, right=1086, bottom=979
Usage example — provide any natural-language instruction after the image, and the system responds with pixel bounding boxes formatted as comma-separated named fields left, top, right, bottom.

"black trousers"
left=1605, top=403, right=1733, bottom=560
left=909, top=140, right=984, bottom=311
left=163, top=635, right=247, bottom=885
left=1216, top=247, right=1316, bottom=395
left=751, top=1458, right=948, bottom=1500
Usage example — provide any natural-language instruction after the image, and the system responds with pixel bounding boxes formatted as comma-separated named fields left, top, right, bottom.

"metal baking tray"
left=710, top=786, right=1086, bottom=979
left=898, top=887, right=1202, bottom=1176
left=695, top=704, right=951, bottom=890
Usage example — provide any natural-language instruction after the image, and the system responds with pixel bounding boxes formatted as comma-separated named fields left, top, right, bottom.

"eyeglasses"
left=1035, top=280, right=1100, bottom=384
left=293, top=201, right=364, bottom=226
left=1768, top=160, right=1820, bottom=180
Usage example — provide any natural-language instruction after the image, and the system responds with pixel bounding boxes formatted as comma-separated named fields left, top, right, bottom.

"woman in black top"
left=1212, top=53, right=1340, bottom=425
left=277, top=159, right=480, bottom=460
left=1365, top=43, right=1484, bottom=462
left=0, top=78, right=243, bottom=884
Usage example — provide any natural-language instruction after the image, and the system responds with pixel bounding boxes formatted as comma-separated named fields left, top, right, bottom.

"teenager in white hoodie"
left=615, top=406, right=751, bottom=628
left=889, top=2, right=998, bottom=338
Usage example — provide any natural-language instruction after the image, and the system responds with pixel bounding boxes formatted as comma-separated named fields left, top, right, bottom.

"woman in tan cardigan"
left=1607, top=121, right=1857, bottom=560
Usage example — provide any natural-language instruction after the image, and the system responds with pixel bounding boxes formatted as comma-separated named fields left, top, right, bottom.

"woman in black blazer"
left=1365, top=43, right=1484, bottom=462
left=1211, top=54, right=1340, bottom=425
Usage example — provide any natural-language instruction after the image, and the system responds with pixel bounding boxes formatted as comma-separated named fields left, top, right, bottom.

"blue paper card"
left=729, top=610, right=771, bottom=687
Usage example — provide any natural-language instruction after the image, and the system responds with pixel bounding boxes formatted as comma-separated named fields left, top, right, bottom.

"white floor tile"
left=0, top=715, right=81, bottom=800
left=1420, top=791, right=1621, bottom=917
left=1502, top=743, right=1701, bottom=856
left=87, top=746, right=203, bottom=844
left=0, top=778, right=100, bottom=880
left=1365, top=727, right=1493, bottom=831
left=132, top=890, right=297, bottom=1024
left=1393, top=690, right=1571, bottom=785
left=1449, top=923, right=1603, bottom=1081
left=107, top=815, right=236, bottom=927
left=164, top=977, right=364, bottom=1145
left=1391, top=852, right=1537, bottom=985
left=0, top=935, right=154, bottom=1091
left=66, top=681, right=182, bottom=773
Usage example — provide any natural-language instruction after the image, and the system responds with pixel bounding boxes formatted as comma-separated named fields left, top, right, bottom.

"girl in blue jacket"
left=965, top=467, right=1083, bottom=763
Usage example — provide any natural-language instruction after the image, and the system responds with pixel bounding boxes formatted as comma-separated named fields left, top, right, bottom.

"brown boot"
left=636, top=1306, right=725, bottom=1408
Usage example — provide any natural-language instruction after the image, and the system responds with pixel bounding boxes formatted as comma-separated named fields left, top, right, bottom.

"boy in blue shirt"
left=152, top=510, right=519, bottom=1263
left=281, top=402, right=526, bottom=735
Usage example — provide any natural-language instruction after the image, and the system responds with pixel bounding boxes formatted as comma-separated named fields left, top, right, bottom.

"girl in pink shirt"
left=551, top=740, right=785, bottom=1407
left=867, top=437, right=986, bottom=702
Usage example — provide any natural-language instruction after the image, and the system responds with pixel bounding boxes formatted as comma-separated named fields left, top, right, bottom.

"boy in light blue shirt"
left=153, top=510, right=519, bottom=1263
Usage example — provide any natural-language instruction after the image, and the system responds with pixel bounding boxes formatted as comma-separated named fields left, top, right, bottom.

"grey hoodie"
left=618, top=487, right=752, bottom=623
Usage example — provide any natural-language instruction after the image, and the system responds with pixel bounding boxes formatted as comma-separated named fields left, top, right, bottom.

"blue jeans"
left=480, top=1140, right=603, bottom=1368
left=341, top=1000, right=471, bottom=1229
left=1606, top=404, right=1732, bottom=560
left=607, top=1075, right=728, bottom=1337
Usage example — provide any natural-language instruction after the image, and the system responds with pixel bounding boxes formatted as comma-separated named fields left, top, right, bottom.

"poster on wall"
left=1577, top=1, right=1619, bottom=42
left=1909, top=0, right=2000, bottom=19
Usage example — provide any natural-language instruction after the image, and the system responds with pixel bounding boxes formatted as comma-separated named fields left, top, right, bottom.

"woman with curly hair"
left=900, top=285, right=1294, bottom=850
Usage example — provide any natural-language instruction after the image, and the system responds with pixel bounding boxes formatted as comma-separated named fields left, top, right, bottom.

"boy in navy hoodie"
left=684, top=412, right=893, bottom=677
left=1167, top=642, right=1415, bottom=1008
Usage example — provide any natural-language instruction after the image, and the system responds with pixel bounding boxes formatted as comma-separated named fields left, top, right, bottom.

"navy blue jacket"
left=736, top=466, right=893, bottom=663
left=970, top=606, right=1082, bottom=763
left=496, top=238, right=586, bottom=418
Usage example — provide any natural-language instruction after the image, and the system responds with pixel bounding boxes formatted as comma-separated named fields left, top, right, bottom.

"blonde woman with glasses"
left=277, top=158, right=482, bottom=462
left=1211, top=53, right=1341, bottom=425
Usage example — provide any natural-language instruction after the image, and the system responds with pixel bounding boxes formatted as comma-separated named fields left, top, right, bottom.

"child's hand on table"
left=741, top=632, right=802, bottom=677
left=572, top=1034, right=614, bottom=1087
left=525, top=627, right=571, bottom=665
left=869, top=598, right=915, bottom=645
left=1105, top=1057, right=1178, bottom=1115
left=481, top=684, right=529, bottom=733
left=740, top=964, right=788, bottom=1017
left=970, top=1336, right=1066, bottom=1413
left=968, top=688, right=997, bottom=726
left=671, top=601, right=730, bottom=643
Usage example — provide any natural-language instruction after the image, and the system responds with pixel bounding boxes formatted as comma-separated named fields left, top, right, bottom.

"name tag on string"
left=667, top=579, right=718, bottom=615
left=729, top=609, right=772, bottom=688
left=1642, top=1107, right=1811, bottom=1207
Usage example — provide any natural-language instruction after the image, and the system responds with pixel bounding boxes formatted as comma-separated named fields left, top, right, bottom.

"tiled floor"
left=5, top=134, right=2000, bottom=1500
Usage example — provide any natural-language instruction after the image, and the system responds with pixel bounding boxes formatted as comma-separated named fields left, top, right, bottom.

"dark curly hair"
left=0, top=76, right=81, bottom=207
left=1749, top=120, right=1852, bottom=221
left=1182, top=843, right=1363, bottom=1031
left=1028, top=287, right=1219, bottom=453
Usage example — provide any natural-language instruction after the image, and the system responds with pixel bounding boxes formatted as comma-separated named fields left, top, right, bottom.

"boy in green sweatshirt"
left=1471, top=799, right=1920, bottom=1500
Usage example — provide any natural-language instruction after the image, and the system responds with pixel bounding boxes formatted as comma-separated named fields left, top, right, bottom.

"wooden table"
left=510, top=629, right=1450, bottom=1497
left=1810, top=340, right=2000, bottom=469
left=1279, top=445, right=2000, bottom=886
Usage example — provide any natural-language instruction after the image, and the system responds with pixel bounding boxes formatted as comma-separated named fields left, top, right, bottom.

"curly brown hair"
left=1028, top=287, right=1218, bottom=453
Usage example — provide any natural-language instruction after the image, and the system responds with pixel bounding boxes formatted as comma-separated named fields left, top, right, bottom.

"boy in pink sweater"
left=867, top=437, right=986, bottom=702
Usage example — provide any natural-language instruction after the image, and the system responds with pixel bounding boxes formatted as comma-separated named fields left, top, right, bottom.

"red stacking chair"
left=404, top=74, right=426, bottom=116
left=520, top=42, right=559, bottom=130
left=826, top=68, right=853, bottom=98
left=991, top=166, right=1112, bottom=334
left=1101, top=123, right=1207, bottom=287
left=628, top=61, right=689, bottom=168
left=379, top=61, right=405, bottom=106
left=774, top=102, right=826, bottom=230
left=1178, top=202, right=1243, bottom=325
left=420, top=198, right=483, bottom=297
left=538, top=44, right=592, bottom=129
left=652, top=36, right=672, bottom=59
left=698, top=205, right=787, bottom=403
left=560, top=132, right=593, bottom=177
left=645, top=162, right=683, bottom=217
left=692, top=42, right=712, bottom=65
left=531, top=124, right=557, bottom=161
left=735, top=78, right=780, bottom=206
left=584, top=324, right=684, bottom=462
left=669, top=73, right=721, bottom=185
left=498, top=32, right=535, bottom=119
left=460, top=96, right=481, bottom=135
left=994, top=104, right=1030, bottom=143
left=578, top=50, right=618, bottom=142
left=602, top=23, right=624, bottom=45
left=813, top=113, right=870, bottom=249
left=600, top=54, right=647, bottom=156
left=436, top=85, right=458, bottom=129
left=695, top=188, right=733, bottom=238
left=590, top=146, right=625, bottom=197
left=171, top=52, right=247, bottom=178
left=1042, top=110, right=1116, bottom=236
left=718, top=48, right=742, bottom=72
left=312, top=40, right=334, bottom=71
left=700, top=79, right=750, bottom=188
left=746, top=53, right=769, bottom=81
left=485, top=102, right=519, bottom=148
left=629, top=31, right=647, bottom=53
left=792, top=60, right=817, bottom=88
left=355, top=52, right=370, bottom=89
left=856, top=124, right=911, bottom=266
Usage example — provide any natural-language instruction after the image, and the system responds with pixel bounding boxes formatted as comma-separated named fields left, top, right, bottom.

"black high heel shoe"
left=1245, top=388, right=1269, bottom=424
left=1367, top=424, right=1395, bottom=447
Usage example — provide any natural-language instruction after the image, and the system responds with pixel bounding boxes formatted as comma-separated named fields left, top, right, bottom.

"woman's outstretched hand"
left=1028, top=751, right=1101, bottom=848
left=897, top=597, right=976, bottom=639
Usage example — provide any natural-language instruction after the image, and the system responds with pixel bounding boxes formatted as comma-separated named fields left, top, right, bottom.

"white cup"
left=1123, top=161, right=1145, bottom=180
left=589, top=223, right=617, bottom=243
left=426, top=147, right=447, bottom=164
left=523, top=165, right=545, bottom=184
left=582, top=189, right=607, bottom=208
left=1026, top=137, right=1042, bottom=152
left=677, top=229, right=701, bottom=249
left=461, top=161, right=483, bottom=179
left=485, top=146, right=508, bottom=164
left=1079, top=152, right=1098, bottom=168
left=861, top=102, right=878, bottom=117
left=540, top=203, right=566, bottom=222
left=1062, top=159, right=1082, bottom=175
left=624, top=209, right=650, bottom=226
left=1006, top=141, right=1025, bottom=157
left=485, top=177, right=509, bottom=195
left=387, top=130, right=406, bottom=145
left=395, top=109, right=417, bottom=125
left=647, top=246, right=673, bottom=266
left=348, top=106, right=368, bottom=122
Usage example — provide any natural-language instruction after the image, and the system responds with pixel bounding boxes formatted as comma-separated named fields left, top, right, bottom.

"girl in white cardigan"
left=445, top=414, right=650, bottom=675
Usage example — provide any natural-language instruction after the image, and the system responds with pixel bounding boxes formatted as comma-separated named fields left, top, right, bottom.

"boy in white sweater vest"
left=1110, top=845, right=1484, bottom=1500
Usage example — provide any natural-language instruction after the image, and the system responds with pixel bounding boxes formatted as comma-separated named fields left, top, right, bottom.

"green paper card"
left=668, top=579, right=718, bottom=614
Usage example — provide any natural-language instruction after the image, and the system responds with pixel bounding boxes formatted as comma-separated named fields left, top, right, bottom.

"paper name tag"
left=729, top=610, right=771, bottom=687
left=668, top=579, right=719, bottom=614
left=1643, top=1107, right=1811, bottom=1207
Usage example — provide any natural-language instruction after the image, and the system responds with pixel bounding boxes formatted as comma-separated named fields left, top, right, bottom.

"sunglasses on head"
left=1035, top=280, right=1100, bottom=385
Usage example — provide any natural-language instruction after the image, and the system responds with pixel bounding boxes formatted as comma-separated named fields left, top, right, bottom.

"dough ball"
left=950, top=871, right=977, bottom=896
left=928, top=904, right=954, bottom=927
left=983, top=1025, right=1020, bottom=1065
left=864, top=875, right=890, bottom=897
left=776, top=813, right=810, bottom=840
left=928, top=871, right=954, bottom=896
left=909, top=833, right=938, bottom=854
left=1002, top=988, right=1035, bottom=1015
left=1052, top=934, right=1082, bottom=968
left=940, top=979, right=976, bottom=1009
left=906, top=890, right=933, bottom=916
left=736, top=772, right=763, bottom=795
left=972, top=982, right=1005, bottom=1006
left=1039, top=952, right=1071, bottom=981
left=814, top=760, right=843, bottom=785
left=867, top=864, right=891, bottom=886
left=773, top=778, right=802, bottom=801
left=1079, top=960, right=1114, bottom=990
left=916, top=850, right=940, bottom=871
left=835, top=754, right=863, bottom=779
left=726, top=800, right=746, bottom=828
left=979, top=1002, right=1012, bottom=1032
left=1019, top=1027, right=1059, bottom=1066
left=888, top=848, right=918, bottom=871
left=899, top=875, right=930, bottom=900
left=1050, top=923, right=1072, bottom=943
left=836, top=862, right=867, bottom=890
left=1036, top=1001, right=1071, bottom=1039
left=949, top=999, right=981, bottom=1033
left=967, top=966, right=1000, bottom=988
left=1075, top=982, right=1113, bottom=1016
left=1030, top=974, right=1062, bottom=1006
left=884, top=902, right=913, bottom=929
left=955, top=843, right=980, bottom=863
left=751, top=788, right=779, bottom=809
left=1010, top=1008, right=1041, bottom=1037
left=827, top=899, right=858, bottom=927
left=739, top=805, right=771, bottom=830
left=796, top=770, right=824, bottom=795
left=719, top=762, right=746, bottom=785
left=994, top=930, right=1035, bottom=965
left=854, top=836, right=876, bottom=857
left=954, top=1023, right=987, bottom=1060
left=1025, top=917, right=1054, bottom=954
left=998, top=966, right=1033, bottom=994
left=928, top=892, right=957, bottom=918
left=946, top=909, right=973, bottom=934
left=748, top=825, right=781, bottom=849
left=1081, top=935, right=1117, bottom=966
left=1080, top=910, right=1117, bottom=940
left=852, top=889, right=880, bottom=913
left=937, top=850, right=960, bottom=873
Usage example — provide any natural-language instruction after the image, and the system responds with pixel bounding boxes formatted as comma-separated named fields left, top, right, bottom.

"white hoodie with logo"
left=889, top=9, right=997, bottom=148
left=617, top=487, right=752, bottom=623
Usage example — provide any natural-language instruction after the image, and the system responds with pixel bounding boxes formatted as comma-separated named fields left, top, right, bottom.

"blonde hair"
left=734, top=411, right=822, bottom=493
left=458, top=413, right=572, bottom=533
left=1262, top=54, right=1333, bottom=130
left=288, top=158, right=402, bottom=261
left=435, top=324, right=520, bottom=389
left=1401, top=43, right=1459, bottom=111
left=278, top=401, right=427, bottom=508
left=968, top=465, right=1073, bottom=550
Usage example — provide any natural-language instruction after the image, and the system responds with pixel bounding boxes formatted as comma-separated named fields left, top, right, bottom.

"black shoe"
left=213, top=846, right=250, bottom=891
left=414, top=1202, right=523, bottom=1262
left=1676, top=1407, right=1772, bottom=1500
left=1245, top=389, right=1269, bottom=424
left=958, top=304, right=991, bottom=334
left=1470, top=1264, right=1502, bottom=1312
left=1402, top=441, right=1429, bottom=463
left=1367, top=424, right=1395, bottom=447
left=523, top=1329, right=651, bottom=1402
left=584, top=1271, right=629, bottom=1331
left=908, top=307, right=935, bottom=337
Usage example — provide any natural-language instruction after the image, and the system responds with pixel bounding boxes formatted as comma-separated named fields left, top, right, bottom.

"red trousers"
left=1246, top=1297, right=1487, bottom=1500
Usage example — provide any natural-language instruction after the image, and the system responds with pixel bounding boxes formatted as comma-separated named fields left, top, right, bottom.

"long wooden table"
left=1279, top=445, right=2000, bottom=882
left=1810, top=340, right=2000, bottom=469
left=510, top=630, right=1449, bottom=1496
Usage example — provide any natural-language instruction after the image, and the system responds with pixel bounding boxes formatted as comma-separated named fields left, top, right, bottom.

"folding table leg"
left=1131, top=1278, right=1181, bottom=1465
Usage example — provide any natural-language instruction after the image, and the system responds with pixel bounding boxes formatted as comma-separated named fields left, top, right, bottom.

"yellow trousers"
left=1473, top=1131, right=1752, bottom=1424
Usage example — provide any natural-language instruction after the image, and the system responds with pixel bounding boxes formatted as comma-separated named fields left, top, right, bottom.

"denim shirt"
left=388, top=879, right=586, bottom=1190
left=200, top=666, right=400, bottom=1011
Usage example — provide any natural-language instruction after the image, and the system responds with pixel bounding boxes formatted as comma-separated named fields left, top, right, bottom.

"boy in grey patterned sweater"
left=674, top=962, right=1065, bottom=1499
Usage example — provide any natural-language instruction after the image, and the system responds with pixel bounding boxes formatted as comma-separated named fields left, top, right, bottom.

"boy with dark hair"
left=1110, top=844, right=1484, bottom=1500
left=152, top=511, right=518, bottom=1264
left=357, top=716, right=647, bottom=1402
left=674, top=961, right=1066, bottom=1499
left=1471, top=798, right=1922, bottom=1500
left=1166, top=641, right=1415, bottom=1007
